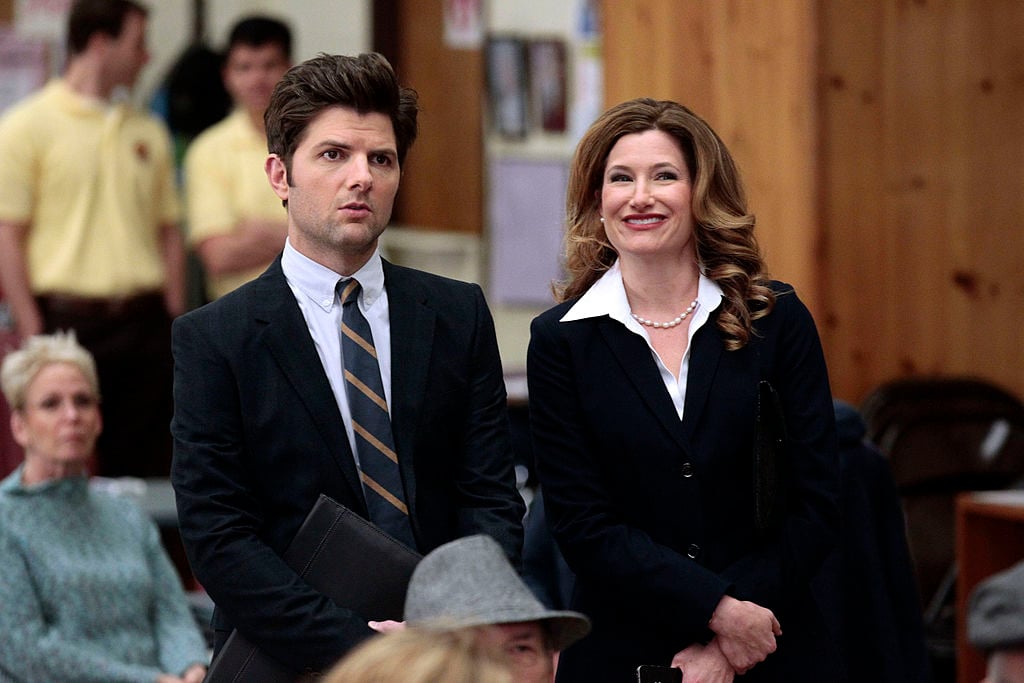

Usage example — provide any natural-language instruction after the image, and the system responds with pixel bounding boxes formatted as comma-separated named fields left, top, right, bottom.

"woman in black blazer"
left=527, top=99, right=842, bottom=682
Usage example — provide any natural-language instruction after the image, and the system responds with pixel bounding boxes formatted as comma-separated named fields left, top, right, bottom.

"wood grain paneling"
left=819, top=2, right=892, bottom=400
left=822, top=0, right=1024, bottom=402
left=387, top=0, right=483, bottom=233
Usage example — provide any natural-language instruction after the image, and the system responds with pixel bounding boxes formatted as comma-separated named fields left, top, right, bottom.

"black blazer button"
left=680, top=462, right=694, bottom=478
left=687, top=543, right=701, bottom=559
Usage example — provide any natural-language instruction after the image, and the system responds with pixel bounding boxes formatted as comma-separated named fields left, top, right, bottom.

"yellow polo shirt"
left=184, top=109, right=285, bottom=299
left=0, top=80, right=180, bottom=297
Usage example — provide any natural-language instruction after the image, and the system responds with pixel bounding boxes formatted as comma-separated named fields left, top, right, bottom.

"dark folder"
left=753, top=380, right=789, bottom=539
left=205, top=495, right=422, bottom=682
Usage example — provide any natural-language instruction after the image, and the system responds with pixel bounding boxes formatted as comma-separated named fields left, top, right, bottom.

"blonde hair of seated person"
left=325, top=627, right=513, bottom=683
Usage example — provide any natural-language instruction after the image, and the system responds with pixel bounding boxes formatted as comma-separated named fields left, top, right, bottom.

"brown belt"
left=36, top=291, right=164, bottom=318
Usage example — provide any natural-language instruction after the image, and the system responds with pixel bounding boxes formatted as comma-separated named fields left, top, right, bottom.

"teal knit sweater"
left=0, top=468, right=208, bottom=682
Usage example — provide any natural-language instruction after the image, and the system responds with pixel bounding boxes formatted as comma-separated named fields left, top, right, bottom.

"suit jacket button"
left=687, top=543, right=701, bottom=559
left=680, top=462, right=694, bottom=478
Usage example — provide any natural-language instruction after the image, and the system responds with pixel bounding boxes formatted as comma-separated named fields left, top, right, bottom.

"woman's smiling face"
left=600, top=129, right=696, bottom=264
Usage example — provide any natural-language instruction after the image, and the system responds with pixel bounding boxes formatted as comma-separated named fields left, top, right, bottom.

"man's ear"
left=266, top=154, right=289, bottom=203
left=87, top=29, right=115, bottom=57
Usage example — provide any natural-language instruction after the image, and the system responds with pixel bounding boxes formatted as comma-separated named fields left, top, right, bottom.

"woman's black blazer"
left=527, top=282, right=843, bottom=681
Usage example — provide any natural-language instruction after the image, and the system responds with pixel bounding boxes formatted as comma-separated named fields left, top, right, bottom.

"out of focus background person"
left=404, top=534, right=590, bottom=683
left=183, top=15, right=291, bottom=302
left=0, top=331, right=207, bottom=683
left=968, top=559, right=1024, bottom=683
left=810, top=399, right=932, bottom=683
left=0, top=0, right=184, bottom=478
left=324, top=627, right=513, bottom=683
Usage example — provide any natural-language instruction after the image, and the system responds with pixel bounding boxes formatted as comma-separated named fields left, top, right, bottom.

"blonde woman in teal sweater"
left=0, top=332, right=207, bottom=682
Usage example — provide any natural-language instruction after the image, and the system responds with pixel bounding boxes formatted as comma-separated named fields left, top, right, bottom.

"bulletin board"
left=487, top=157, right=567, bottom=306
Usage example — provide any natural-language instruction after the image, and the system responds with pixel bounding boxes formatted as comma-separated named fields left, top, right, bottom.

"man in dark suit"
left=170, top=53, right=524, bottom=675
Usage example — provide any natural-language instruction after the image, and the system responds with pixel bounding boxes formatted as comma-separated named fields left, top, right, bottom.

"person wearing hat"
left=403, top=534, right=591, bottom=683
left=968, top=559, right=1024, bottom=683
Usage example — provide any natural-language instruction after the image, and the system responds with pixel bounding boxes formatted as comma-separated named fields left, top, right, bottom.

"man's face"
left=104, top=11, right=149, bottom=89
left=223, top=43, right=290, bottom=115
left=475, top=622, right=555, bottom=683
left=266, top=106, right=400, bottom=275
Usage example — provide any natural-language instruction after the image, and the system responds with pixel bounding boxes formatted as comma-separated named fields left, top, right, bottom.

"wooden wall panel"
left=603, top=0, right=822, bottom=315
left=602, top=1, right=715, bottom=109
left=819, top=2, right=896, bottom=401
left=821, top=0, right=1024, bottom=402
left=387, top=0, right=483, bottom=233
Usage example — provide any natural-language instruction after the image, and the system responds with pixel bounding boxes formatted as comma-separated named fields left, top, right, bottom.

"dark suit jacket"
left=527, top=283, right=842, bottom=682
left=170, top=257, right=524, bottom=673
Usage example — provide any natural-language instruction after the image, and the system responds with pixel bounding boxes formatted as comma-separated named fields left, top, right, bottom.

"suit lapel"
left=382, top=261, right=434, bottom=516
left=680, top=311, right=724, bottom=443
left=597, top=317, right=689, bottom=452
left=252, top=262, right=366, bottom=511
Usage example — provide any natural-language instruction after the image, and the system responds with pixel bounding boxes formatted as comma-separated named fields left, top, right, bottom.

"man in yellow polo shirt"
left=0, top=0, right=185, bottom=477
left=184, top=16, right=292, bottom=301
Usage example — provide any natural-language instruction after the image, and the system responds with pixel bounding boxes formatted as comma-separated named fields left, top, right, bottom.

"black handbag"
left=753, top=380, right=788, bottom=538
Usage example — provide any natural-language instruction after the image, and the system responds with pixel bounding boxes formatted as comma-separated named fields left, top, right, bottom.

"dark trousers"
left=37, top=293, right=174, bottom=478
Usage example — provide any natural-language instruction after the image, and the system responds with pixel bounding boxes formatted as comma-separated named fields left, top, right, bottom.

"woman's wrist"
left=708, top=595, right=739, bottom=635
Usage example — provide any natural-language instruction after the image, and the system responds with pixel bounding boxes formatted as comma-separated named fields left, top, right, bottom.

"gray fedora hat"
left=968, top=559, right=1024, bottom=650
left=404, top=534, right=590, bottom=652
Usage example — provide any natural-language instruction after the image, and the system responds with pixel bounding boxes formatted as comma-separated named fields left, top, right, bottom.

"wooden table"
left=955, top=491, right=1024, bottom=682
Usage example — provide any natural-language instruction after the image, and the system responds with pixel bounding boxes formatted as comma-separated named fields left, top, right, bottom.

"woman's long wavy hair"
left=558, top=98, right=775, bottom=350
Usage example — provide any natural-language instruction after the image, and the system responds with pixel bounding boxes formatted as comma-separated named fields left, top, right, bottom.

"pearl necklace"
left=630, top=299, right=699, bottom=329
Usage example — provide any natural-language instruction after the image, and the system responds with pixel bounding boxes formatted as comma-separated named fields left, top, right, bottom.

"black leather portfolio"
left=205, top=495, right=422, bottom=682
left=753, top=380, right=789, bottom=539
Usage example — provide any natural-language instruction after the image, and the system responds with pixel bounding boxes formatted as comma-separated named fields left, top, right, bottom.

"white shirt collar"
left=281, top=239, right=386, bottom=311
left=560, top=260, right=724, bottom=332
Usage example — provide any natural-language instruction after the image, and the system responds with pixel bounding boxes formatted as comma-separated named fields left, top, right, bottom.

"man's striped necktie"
left=339, top=278, right=416, bottom=549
